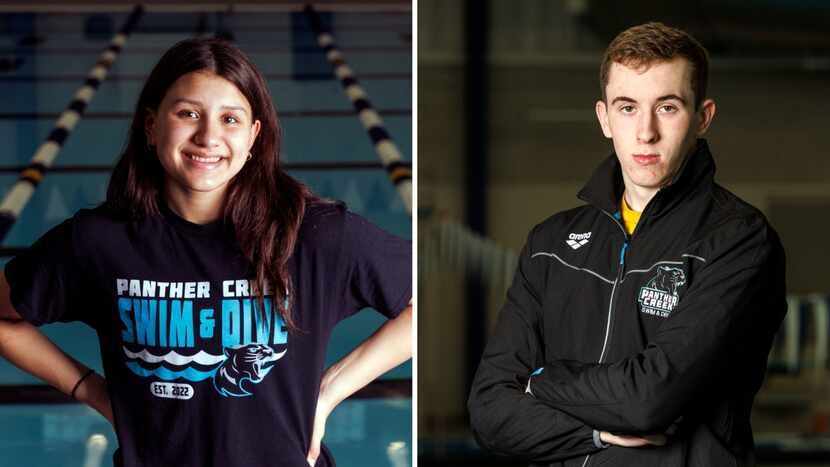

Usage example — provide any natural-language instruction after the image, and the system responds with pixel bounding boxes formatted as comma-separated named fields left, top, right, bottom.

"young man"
left=468, top=22, right=787, bottom=467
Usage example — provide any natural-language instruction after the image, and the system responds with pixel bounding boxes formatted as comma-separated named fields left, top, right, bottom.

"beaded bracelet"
left=70, top=369, right=95, bottom=399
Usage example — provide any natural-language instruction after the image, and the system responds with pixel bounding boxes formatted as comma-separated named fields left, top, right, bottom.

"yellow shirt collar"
left=620, top=193, right=641, bottom=235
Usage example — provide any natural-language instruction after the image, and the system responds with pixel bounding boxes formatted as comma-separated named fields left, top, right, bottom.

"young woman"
left=0, top=38, right=412, bottom=467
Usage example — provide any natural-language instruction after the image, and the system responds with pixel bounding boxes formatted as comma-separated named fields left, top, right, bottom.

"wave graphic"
left=122, top=347, right=226, bottom=366
left=125, top=361, right=219, bottom=382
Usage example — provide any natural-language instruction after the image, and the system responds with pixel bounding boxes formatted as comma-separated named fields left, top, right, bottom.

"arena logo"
left=638, top=266, right=686, bottom=318
left=566, top=232, right=591, bottom=250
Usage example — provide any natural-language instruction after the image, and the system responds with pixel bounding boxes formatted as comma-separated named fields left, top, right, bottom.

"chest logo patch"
left=566, top=232, right=591, bottom=250
left=638, top=266, right=686, bottom=318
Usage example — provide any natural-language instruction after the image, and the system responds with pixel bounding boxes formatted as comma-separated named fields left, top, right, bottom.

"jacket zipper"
left=582, top=211, right=628, bottom=467
left=599, top=210, right=628, bottom=364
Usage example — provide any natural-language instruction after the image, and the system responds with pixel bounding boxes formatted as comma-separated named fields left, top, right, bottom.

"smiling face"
left=145, top=70, right=261, bottom=207
left=596, top=58, right=715, bottom=203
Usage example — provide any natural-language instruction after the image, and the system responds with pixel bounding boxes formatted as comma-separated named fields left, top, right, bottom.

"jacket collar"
left=577, top=138, right=716, bottom=218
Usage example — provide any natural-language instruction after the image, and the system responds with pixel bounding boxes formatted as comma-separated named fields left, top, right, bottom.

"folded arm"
left=468, top=227, right=600, bottom=462
left=528, top=219, right=786, bottom=434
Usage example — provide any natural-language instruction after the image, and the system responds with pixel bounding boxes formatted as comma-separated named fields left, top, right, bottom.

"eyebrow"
left=172, top=98, right=249, bottom=115
left=611, top=94, right=687, bottom=105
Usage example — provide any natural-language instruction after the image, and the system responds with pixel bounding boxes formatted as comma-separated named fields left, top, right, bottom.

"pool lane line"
left=0, top=109, right=411, bottom=120
left=0, top=4, right=411, bottom=14
left=304, top=4, right=412, bottom=216
left=145, top=24, right=410, bottom=33
left=0, top=161, right=387, bottom=173
left=12, top=23, right=409, bottom=33
left=3, top=45, right=410, bottom=54
left=0, top=378, right=412, bottom=403
left=0, top=71, right=411, bottom=82
left=0, top=5, right=143, bottom=243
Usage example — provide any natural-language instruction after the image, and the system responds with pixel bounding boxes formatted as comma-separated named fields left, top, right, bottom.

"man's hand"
left=599, top=431, right=667, bottom=447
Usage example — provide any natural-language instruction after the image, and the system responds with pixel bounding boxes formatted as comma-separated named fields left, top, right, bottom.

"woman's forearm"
left=0, top=318, right=113, bottom=421
left=0, top=318, right=90, bottom=395
left=319, top=305, right=412, bottom=408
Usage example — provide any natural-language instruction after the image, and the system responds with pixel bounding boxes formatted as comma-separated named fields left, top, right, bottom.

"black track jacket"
left=468, top=139, right=787, bottom=467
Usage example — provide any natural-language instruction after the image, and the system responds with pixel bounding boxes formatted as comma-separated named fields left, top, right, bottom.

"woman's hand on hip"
left=75, top=372, right=114, bottom=426
left=307, top=389, right=336, bottom=466
left=306, top=305, right=413, bottom=466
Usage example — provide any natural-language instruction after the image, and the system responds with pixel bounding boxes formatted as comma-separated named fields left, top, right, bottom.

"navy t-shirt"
left=4, top=200, right=411, bottom=467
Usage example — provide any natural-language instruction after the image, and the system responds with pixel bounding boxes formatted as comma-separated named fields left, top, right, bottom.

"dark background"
left=418, top=1, right=830, bottom=465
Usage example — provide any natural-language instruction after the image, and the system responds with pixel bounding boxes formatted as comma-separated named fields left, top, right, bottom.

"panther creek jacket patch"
left=637, top=265, right=686, bottom=318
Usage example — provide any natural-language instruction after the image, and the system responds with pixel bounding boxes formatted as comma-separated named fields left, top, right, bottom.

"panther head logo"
left=212, top=344, right=287, bottom=397
left=648, top=266, right=687, bottom=297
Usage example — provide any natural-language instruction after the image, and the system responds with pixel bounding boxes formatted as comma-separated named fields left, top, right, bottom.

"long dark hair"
left=107, top=37, right=314, bottom=332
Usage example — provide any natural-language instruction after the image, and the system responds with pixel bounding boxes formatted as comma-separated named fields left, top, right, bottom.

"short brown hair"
left=600, top=22, right=709, bottom=109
